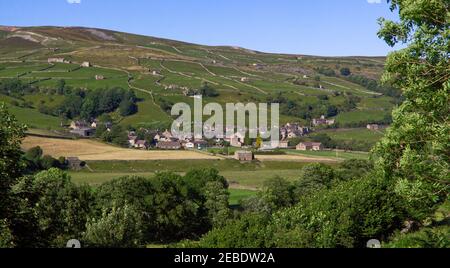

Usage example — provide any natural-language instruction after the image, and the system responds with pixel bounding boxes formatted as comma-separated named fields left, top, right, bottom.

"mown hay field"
left=22, top=136, right=221, bottom=161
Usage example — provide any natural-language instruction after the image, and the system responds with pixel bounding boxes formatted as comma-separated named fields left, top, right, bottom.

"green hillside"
left=0, top=26, right=398, bottom=145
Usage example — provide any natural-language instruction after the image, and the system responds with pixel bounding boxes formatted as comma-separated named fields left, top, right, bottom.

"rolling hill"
left=0, top=26, right=396, bottom=147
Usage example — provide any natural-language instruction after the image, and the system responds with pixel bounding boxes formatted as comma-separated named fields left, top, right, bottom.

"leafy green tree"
left=335, top=159, right=374, bottom=181
left=95, top=176, right=154, bottom=241
left=80, top=98, right=96, bottom=120
left=83, top=204, right=145, bottom=248
left=311, top=133, right=335, bottom=148
left=199, top=82, right=219, bottom=97
left=95, top=124, right=107, bottom=138
left=0, top=104, right=26, bottom=221
left=384, top=226, right=450, bottom=248
left=239, top=196, right=271, bottom=215
left=136, top=129, right=155, bottom=145
left=95, top=176, right=153, bottom=210
left=119, top=99, right=138, bottom=116
left=196, top=213, right=273, bottom=248
left=40, top=155, right=59, bottom=170
left=56, top=79, right=66, bottom=95
left=326, top=105, right=338, bottom=117
left=149, top=172, right=198, bottom=242
left=260, top=177, right=295, bottom=211
left=294, top=163, right=335, bottom=198
left=267, top=176, right=404, bottom=248
left=340, top=67, right=351, bottom=76
left=23, top=146, right=43, bottom=170
left=203, top=181, right=231, bottom=228
left=182, top=169, right=230, bottom=230
left=102, top=125, right=128, bottom=147
left=97, top=113, right=113, bottom=123
left=373, top=0, right=449, bottom=220
left=0, top=219, right=14, bottom=248
left=11, top=169, right=95, bottom=247
left=59, top=95, right=83, bottom=119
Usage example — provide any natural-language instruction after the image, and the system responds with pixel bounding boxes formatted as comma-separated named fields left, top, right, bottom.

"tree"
left=119, top=99, right=138, bottom=116
left=294, top=163, right=335, bottom=198
left=183, top=169, right=230, bottom=229
left=335, top=159, right=374, bottom=182
left=384, top=226, right=450, bottom=248
left=97, top=113, right=112, bottom=124
left=311, top=133, right=335, bottom=149
left=59, top=95, right=83, bottom=119
left=11, top=169, right=94, bottom=247
left=83, top=204, right=145, bottom=248
left=260, top=177, right=295, bottom=211
left=0, top=104, right=26, bottom=221
left=199, top=82, right=219, bottom=97
left=149, top=172, right=198, bottom=242
left=40, top=155, right=59, bottom=170
left=255, top=135, right=263, bottom=149
left=203, top=181, right=231, bottom=228
left=103, top=125, right=128, bottom=147
left=340, top=67, right=351, bottom=76
left=0, top=219, right=14, bottom=248
left=196, top=213, right=273, bottom=248
left=95, top=124, right=107, bottom=139
left=373, top=0, right=449, bottom=220
left=326, top=105, right=338, bottom=117
left=56, top=79, right=66, bottom=95
left=80, top=98, right=96, bottom=120
left=23, top=146, right=43, bottom=170
left=240, top=196, right=271, bottom=215
left=95, top=176, right=154, bottom=211
left=272, top=176, right=404, bottom=248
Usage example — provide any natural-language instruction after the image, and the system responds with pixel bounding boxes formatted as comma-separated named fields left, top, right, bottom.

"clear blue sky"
left=0, top=0, right=402, bottom=56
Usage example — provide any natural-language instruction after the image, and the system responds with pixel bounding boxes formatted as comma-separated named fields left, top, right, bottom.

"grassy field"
left=84, top=159, right=318, bottom=172
left=316, top=128, right=385, bottom=143
left=67, top=159, right=321, bottom=189
left=336, top=110, right=389, bottom=125
left=0, top=95, right=62, bottom=130
left=22, top=136, right=221, bottom=160
left=229, top=189, right=257, bottom=206
left=69, top=170, right=302, bottom=190
left=284, top=149, right=369, bottom=160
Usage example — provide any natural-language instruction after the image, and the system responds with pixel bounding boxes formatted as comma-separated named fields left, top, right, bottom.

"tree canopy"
left=373, top=0, right=449, bottom=220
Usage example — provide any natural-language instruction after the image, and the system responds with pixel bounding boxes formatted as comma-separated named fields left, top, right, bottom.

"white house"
left=81, top=61, right=91, bottom=68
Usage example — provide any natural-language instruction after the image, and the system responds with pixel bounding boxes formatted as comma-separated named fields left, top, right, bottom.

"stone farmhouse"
left=367, top=124, right=380, bottom=131
left=296, top=142, right=324, bottom=151
left=69, top=120, right=95, bottom=137
left=66, top=157, right=84, bottom=170
left=81, top=61, right=91, bottom=67
left=234, top=151, right=254, bottom=162
left=312, top=115, right=335, bottom=127
left=281, top=123, right=309, bottom=139
left=48, top=58, right=69, bottom=64
left=278, top=140, right=290, bottom=149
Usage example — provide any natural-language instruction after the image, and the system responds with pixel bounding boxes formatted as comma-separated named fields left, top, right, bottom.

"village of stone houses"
left=65, top=114, right=382, bottom=162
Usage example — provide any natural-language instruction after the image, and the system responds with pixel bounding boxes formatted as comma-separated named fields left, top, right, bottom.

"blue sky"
left=0, top=0, right=402, bottom=56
